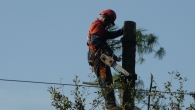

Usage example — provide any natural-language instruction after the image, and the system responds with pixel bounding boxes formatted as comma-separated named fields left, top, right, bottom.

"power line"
left=0, top=78, right=194, bottom=97
left=0, top=78, right=94, bottom=88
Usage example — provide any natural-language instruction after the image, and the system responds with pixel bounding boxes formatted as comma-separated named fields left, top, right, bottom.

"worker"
left=87, top=9, right=123, bottom=110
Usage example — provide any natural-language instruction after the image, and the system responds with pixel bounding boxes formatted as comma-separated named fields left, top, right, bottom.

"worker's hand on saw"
left=113, top=55, right=121, bottom=62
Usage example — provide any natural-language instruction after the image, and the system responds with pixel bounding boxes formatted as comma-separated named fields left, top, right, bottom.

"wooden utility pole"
left=120, top=21, right=137, bottom=110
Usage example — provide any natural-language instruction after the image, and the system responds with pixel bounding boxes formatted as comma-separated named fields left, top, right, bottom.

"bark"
left=120, top=21, right=136, bottom=110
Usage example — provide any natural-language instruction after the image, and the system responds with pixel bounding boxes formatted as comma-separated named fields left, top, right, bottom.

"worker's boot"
left=107, top=106, right=121, bottom=110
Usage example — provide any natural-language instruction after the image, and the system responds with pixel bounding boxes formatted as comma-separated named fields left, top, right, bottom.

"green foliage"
left=136, top=29, right=166, bottom=64
left=48, top=72, right=195, bottom=110
left=135, top=77, right=146, bottom=103
left=164, top=71, right=188, bottom=109
left=48, top=86, right=72, bottom=110
left=48, top=75, right=87, bottom=110
left=137, top=71, right=195, bottom=110
left=106, top=25, right=166, bottom=64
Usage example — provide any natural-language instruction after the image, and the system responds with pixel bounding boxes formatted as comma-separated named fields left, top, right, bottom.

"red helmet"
left=100, top=9, right=116, bottom=25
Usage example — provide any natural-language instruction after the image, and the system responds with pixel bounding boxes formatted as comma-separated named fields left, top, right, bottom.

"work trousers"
left=94, top=62, right=116, bottom=109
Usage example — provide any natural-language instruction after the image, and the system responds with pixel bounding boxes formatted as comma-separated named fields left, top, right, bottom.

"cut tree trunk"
left=120, top=21, right=136, bottom=110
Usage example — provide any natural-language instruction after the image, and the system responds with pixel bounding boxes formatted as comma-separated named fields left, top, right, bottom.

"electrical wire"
left=0, top=78, right=95, bottom=88
left=0, top=78, right=194, bottom=97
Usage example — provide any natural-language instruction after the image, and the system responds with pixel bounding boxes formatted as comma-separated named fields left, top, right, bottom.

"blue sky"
left=0, top=1, right=195, bottom=110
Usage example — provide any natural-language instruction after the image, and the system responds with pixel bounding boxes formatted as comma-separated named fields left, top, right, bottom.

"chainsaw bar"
left=100, top=54, right=130, bottom=76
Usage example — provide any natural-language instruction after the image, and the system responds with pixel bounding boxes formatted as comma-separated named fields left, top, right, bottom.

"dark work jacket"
left=87, top=19, right=123, bottom=61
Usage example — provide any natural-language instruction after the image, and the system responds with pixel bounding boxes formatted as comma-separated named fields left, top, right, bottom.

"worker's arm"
left=90, top=34, right=113, bottom=56
left=106, top=29, right=123, bottom=39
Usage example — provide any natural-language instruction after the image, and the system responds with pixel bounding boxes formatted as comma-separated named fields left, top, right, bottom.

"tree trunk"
left=120, top=21, right=136, bottom=110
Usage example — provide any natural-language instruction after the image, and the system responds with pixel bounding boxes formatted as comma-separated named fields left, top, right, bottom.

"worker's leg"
left=95, top=63, right=116, bottom=109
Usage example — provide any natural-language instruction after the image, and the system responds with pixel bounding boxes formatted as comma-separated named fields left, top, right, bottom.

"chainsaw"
left=100, top=54, right=131, bottom=76
left=83, top=54, right=132, bottom=85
